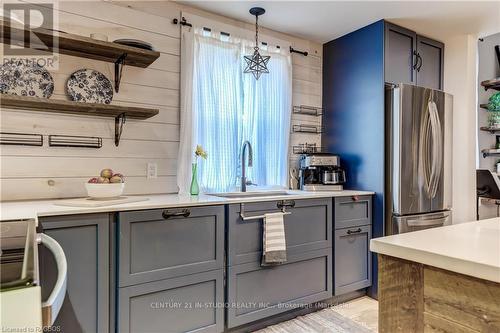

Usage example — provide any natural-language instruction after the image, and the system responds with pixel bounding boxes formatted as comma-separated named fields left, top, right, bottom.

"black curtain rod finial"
left=173, top=17, right=192, bottom=27
left=290, top=46, right=308, bottom=57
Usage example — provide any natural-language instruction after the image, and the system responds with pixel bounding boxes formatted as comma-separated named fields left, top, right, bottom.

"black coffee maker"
left=299, top=153, right=346, bottom=191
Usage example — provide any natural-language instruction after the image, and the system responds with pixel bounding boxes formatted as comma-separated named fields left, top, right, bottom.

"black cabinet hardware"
left=416, top=52, right=423, bottom=72
left=162, top=209, right=191, bottom=219
left=277, top=200, right=296, bottom=209
left=347, top=228, right=362, bottom=235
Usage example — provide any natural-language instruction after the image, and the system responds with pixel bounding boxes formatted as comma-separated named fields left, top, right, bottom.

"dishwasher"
left=0, top=219, right=67, bottom=330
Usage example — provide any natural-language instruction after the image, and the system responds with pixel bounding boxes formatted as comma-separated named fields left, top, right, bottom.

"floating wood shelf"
left=480, top=126, right=500, bottom=133
left=481, top=148, right=500, bottom=158
left=0, top=21, right=160, bottom=68
left=0, top=95, right=158, bottom=119
left=481, top=78, right=500, bottom=91
left=0, top=95, right=159, bottom=146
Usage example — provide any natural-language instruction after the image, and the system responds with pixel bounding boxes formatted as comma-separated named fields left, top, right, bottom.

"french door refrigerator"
left=386, top=84, right=453, bottom=235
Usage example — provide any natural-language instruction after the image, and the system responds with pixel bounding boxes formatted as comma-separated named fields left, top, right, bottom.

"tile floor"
left=255, top=297, right=378, bottom=333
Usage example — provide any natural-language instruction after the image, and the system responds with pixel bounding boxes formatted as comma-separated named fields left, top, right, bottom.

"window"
left=179, top=29, right=292, bottom=193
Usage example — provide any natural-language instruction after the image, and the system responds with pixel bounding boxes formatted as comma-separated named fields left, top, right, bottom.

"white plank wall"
left=0, top=0, right=322, bottom=200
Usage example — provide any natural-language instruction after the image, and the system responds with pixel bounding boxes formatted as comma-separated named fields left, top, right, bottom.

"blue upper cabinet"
left=385, top=22, right=444, bottom=89
left=322, top=19, right=444, bottom=298
left=385, top=22, right=418, bottom=86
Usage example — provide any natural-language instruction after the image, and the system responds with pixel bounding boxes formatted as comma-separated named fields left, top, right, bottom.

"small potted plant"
left=191, top=145, right=207, bottom=195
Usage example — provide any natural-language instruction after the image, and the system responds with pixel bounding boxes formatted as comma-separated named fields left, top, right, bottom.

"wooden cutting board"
left=54, top=196, right=149, bottom=207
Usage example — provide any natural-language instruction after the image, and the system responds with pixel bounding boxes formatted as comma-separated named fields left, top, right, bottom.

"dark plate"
left=113, top=39, right=154, bottom=51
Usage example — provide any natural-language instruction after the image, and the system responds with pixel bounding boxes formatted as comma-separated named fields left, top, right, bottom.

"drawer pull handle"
left=277, top=200, right=295, bottom=209
left=162, top=209, right=190, bottom=219
left=347, top=228, right=362, bottom=235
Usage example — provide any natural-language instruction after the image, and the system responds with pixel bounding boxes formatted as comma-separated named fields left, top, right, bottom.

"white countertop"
left=370, top=218, right=500, bottom=283
left=0, top=190, right=373, bottom=222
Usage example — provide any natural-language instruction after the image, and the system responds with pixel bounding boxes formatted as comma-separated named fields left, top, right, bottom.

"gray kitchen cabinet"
left=384, top=22, right=444, bottom=89
left=385, top=22, right=418, bottom=85
left=226, top=248, right=332, bottom=328
left=416, top=35, right=444, bottom=90
left=118, top=206, right=224, bottom=287
left=334, top=225, right=372, bottom=295
left=227, top=198, right=332, bottom=266
left=40, top=213, right=110, bottom=333
left=118, top=270, right=224, bottom=333
left=334, top=195, right=372, bottom=229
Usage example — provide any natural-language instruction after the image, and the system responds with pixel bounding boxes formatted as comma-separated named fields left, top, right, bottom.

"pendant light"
left=244, top=7, right=270, bottom=80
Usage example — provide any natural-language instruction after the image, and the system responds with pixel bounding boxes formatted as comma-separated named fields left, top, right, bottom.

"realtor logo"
left=2, top=2, right=58, bottom=68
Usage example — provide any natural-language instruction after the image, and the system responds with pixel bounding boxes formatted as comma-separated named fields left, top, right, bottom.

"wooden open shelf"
left=0, top=21, right=160, bottom=68
left=480, top=126, right=500, bottom=133
left=481, top=78, right=500, bottom=91
left=481, top=148, right=500, bottom=158
left=0, top=94, right=159, bottom=119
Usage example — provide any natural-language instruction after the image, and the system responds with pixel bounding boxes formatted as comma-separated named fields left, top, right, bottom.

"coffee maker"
left=299, top=153, right=346, bottom=191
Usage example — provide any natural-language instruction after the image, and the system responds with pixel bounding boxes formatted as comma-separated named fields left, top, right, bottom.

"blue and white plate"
left=0, top=59, right=54, bottom=98
left=66, top=69, right=113, bottom=104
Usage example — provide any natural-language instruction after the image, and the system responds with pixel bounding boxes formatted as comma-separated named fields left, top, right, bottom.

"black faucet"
left=240, top=141, right=253, bottom=192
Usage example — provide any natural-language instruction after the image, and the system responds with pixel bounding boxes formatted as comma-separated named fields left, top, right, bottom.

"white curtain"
left=177, top=26, right=195, bottom=195
left=177, top=26, right=292, bottom=194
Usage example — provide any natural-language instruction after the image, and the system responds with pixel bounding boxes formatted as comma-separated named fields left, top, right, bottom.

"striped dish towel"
left=261, top=212, right=287, bottom=266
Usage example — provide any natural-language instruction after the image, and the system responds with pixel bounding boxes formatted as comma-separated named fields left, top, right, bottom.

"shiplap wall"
left=0, top=0, right=322, bottom=200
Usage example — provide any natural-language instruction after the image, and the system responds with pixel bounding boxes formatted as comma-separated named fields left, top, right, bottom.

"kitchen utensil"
left=113, top=39, right=154, bottom=51
left=0, top=59, right=54, bottom=98
left=66, top=69, right=113, bottom=104
left=85, top=183, right=124, bottom=199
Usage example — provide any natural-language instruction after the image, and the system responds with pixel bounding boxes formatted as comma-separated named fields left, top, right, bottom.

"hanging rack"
left=290, top=46, right=308, bottom=56
left=239, top=200, right=295, bottom=221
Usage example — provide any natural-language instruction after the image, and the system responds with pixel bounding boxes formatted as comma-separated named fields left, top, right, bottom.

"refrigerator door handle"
left=407, top=216, right=448, bottom=227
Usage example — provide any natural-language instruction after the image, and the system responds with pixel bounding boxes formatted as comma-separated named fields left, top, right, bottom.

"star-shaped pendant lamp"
left=244, top=7, right=270, bottom=80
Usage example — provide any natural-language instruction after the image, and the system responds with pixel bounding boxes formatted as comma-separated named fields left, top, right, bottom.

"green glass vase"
left=190, top=163, right=200, bottom=195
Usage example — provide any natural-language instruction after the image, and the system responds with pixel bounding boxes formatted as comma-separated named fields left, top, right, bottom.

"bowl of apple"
left=86, top=169, right=125, bottom=199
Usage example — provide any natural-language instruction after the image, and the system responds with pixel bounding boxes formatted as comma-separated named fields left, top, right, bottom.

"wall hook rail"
left=115, top=113, right=126, bottom=146
left=114, top=53, right=128, bottom=93
left=290, top=46, right=308, bottom=56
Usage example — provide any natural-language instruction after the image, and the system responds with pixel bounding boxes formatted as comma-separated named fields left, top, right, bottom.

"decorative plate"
left=66, top=69, right=113, bottom=104
left=113, top=39, right=154, bottom=51
left=0, top=59, right=54, bottom=98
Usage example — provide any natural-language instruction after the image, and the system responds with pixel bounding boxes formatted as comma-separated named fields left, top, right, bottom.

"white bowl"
left=85, top=183, right=125, bottom=199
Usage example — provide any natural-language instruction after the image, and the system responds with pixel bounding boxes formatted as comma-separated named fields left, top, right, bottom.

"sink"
left=207, top=191, right=293, bottom=199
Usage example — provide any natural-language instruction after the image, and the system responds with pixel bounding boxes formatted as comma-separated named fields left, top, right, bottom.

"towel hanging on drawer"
left=261, top=212, right=287, bottom=265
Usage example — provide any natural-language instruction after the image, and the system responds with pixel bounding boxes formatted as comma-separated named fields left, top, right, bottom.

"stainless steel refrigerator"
left=386, top=84, right=453, bottom=235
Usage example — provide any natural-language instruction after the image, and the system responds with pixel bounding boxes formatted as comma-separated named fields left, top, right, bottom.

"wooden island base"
left=378, top=254, right=500, bottom=333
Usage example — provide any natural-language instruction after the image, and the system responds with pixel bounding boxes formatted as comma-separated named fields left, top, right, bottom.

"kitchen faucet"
left=240, top=141, right=253, bottom=192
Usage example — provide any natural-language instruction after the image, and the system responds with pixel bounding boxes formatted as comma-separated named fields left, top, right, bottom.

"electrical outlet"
left=147, top=163, right=157, bottom=179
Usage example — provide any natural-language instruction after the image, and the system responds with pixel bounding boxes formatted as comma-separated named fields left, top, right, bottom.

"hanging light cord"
left=254, top=14, right=259, bottom=50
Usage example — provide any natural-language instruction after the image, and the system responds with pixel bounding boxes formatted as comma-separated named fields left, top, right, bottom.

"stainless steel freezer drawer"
left=392, top=211, right=451, bottom=234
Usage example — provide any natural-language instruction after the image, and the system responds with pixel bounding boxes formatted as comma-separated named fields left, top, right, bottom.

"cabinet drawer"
left=334, top=225, right=372, bottom=295
left=228, top=198, right=332, bottom=266
left=118, top=206, right=224, bottom=287
left=334, top=196, right=372, bottom=229
left=227, top=248, right=332, bottom=328
left=118, top=270, right=224, bottom=333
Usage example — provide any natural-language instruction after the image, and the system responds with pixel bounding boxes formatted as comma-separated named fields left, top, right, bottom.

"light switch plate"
left=147, top=163, right=157, bottom=179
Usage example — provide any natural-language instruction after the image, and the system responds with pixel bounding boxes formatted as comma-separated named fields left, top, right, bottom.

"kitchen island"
left=370, top=218, right=500, bottom=333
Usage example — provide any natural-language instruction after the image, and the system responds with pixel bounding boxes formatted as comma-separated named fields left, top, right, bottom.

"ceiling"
left=177, top=1, right=500, bottom=43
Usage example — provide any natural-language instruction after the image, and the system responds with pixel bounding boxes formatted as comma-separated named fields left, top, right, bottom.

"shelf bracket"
left=114, top=53, right=128, bottom=93
left=114, top=113, right=126, bottom=146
